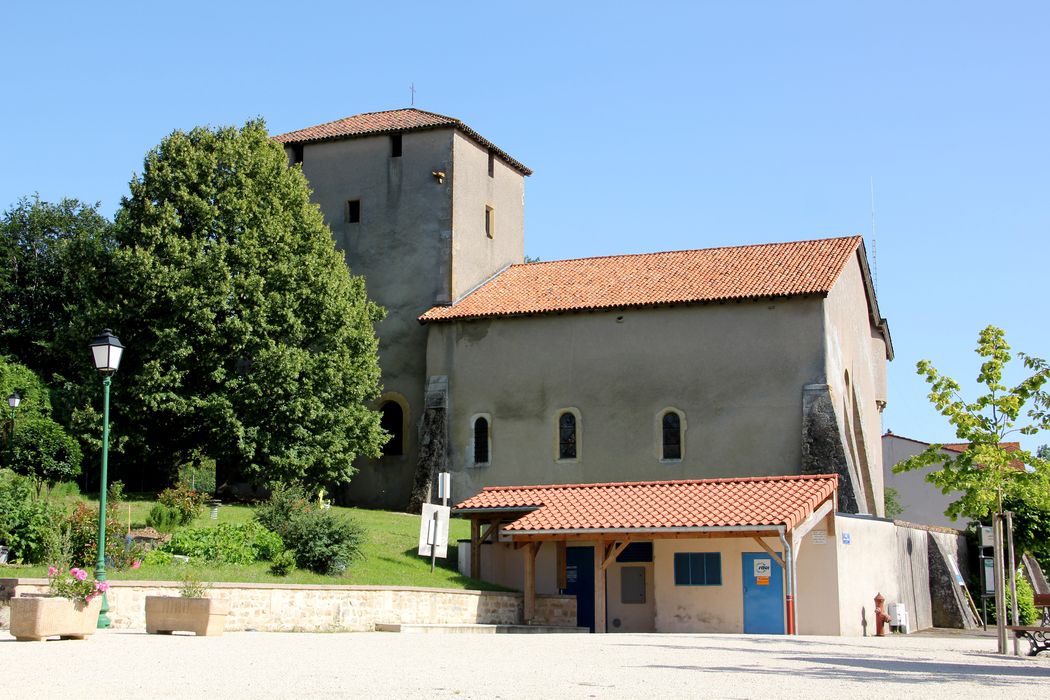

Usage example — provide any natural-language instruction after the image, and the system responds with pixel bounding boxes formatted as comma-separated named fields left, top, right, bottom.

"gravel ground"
left=4, top=629, right=1048, bottom=698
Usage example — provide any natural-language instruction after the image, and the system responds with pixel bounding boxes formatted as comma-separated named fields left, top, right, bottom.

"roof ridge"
left=512, top=235, right=862, bottom=269
left=478, top=473, right=837, bottom=493
left=277, top=107, right=456, bottom=135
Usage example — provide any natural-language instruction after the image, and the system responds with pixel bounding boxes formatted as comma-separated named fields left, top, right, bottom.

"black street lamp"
left=88, top=329, right=124, bottom=629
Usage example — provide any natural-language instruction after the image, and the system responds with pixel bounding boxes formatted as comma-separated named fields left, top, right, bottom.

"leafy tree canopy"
left=0, top=196, right=113, bottom=384
left=103, top=120, right=386, bottom=488
left=893, top=326, right=1050, bottom=521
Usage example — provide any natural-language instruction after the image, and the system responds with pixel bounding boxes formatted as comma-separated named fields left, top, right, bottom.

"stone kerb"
left=1, top=579, right=576, bottom=633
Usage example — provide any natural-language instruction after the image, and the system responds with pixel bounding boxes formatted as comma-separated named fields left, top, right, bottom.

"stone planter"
left=9, top=596, right=102, bottom=641
left=145, top=596, right=228, bottom=636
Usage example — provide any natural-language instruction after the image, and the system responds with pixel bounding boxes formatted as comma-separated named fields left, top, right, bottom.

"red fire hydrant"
left=874, top=593, right=892, bottom=637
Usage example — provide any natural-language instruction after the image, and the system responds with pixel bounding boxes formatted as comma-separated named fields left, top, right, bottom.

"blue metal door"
left=564, top=546, right=595, bottom=632
left=742, top=552, right=785, bottom=634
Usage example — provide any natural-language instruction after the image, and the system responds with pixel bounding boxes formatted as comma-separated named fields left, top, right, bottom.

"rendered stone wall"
left=0, top=580, right=576, bottom=632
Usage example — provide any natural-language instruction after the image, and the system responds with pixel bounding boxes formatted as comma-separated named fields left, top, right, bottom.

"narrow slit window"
left=380, top=401, right=404, bottom=456
left=558, top=412, right=577, bottom=460
left=347, top=199, right=361, bottom=224
left=291, top=144, right=304, bottom=165
left=390, top=133, right=402, bottom=158
left=662, top=412, right=682, bottom=460
left=485, top=206, right=494, bottom=239
left=488, top=149, right=495, bottom=177
left=473, top=417, right=489, bottom=465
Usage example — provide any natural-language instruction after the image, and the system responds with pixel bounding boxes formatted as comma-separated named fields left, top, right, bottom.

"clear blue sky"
left=2, top=1, right=1047, bottom=453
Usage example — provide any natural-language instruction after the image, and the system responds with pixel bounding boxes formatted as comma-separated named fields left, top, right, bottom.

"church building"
left=274, top=107, right=893, bottom=518
left=268, top=109, right=982, bottom=637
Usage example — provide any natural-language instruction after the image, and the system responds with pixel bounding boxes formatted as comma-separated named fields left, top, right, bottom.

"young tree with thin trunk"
left=894, top=325, right=1050, bottom=652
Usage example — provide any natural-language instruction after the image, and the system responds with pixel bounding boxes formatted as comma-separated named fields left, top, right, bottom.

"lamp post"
left=89, top=329, right=124, bottom=629
left=6, top=392, right=19, bottom=460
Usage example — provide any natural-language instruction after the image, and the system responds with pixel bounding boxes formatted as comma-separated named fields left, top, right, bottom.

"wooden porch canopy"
left=453, top=473, right=838, bottom=633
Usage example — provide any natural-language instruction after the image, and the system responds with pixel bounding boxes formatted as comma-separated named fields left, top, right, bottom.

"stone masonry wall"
left=0, top=579, right=576, bottom=632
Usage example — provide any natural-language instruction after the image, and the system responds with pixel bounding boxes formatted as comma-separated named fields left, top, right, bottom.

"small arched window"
left=380, top=401, right=404, bottom=456
left=473, top=416, right=490, bottom=465
left=558, top=412, right=577, bottom=460
left=662, top=412, right=682, bottom=461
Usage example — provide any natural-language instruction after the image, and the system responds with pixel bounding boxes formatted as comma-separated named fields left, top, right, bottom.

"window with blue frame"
left=673, top=552, right=722, bottom=586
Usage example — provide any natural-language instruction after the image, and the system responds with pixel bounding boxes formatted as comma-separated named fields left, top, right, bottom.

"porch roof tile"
left=453, top=474, right=838, bottom=533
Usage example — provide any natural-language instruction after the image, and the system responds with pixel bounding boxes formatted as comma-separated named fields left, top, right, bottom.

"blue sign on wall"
left=841, top=533, right=852, bottom=545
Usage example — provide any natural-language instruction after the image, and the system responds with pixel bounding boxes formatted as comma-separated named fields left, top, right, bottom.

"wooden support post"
left=594, top=541, right=608, bottom=633
left=556, top=541, right=567, bottom=591
left=523, top=542, right=539, bottom=624
left=470, top=518, right=481, bottom=579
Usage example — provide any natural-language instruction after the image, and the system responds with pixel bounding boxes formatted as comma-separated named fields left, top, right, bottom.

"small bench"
left=1007, top=626, right=1050, bottom=656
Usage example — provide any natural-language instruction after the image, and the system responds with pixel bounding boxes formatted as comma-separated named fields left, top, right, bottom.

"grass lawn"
left=4, top=496, right=509, bottom=591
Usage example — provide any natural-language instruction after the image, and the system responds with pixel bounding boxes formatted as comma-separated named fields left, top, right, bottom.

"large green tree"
left=104, top=120, right=386, bottom=489
left=0, top=197, right=113, bottom=387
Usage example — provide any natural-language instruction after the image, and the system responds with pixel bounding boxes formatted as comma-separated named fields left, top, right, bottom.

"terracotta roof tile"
left=421, top=236, right=861, bottom=322
left=453, top=474, right=838, bottom=533
left=941, top=442, right=1021, bottom=454
left=272, top=108, right=531, bottom=175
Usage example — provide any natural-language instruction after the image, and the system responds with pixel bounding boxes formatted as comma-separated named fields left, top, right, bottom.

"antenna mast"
left=410, top=83, right=416, bottom=106
left=870, top=177, right=878, bottom=294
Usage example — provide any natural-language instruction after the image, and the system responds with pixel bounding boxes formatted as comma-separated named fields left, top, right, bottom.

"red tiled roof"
left=421, top=236, right=862, bottom=322
left=272, top=108, right=531, bottom=175
left=453, top=474, right=838, bottom=533
left=942, top=442, right=1021, bottom=454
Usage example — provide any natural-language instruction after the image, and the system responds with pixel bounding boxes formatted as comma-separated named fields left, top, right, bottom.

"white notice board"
left=417, top=504, right=451, bottom=558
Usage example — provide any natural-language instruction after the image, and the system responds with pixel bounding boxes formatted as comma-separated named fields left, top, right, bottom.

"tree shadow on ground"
left=638, top=654, right=1050, bottom=689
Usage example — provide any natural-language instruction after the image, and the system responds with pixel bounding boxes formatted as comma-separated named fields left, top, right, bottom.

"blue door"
left=564, top=546, right=595, bottom=632
left=742, top=552, right=785, bottom=634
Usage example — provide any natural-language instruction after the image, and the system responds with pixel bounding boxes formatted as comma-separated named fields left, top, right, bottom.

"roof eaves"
left=502, top=524, right=788, bottom=536
left=420, top=291, right=828, bottom=324
left=275, top=109, right=532, bottom=176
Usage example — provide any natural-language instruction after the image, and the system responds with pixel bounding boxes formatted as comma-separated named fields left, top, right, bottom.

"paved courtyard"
left=4, top=629, right=1048, bottom=698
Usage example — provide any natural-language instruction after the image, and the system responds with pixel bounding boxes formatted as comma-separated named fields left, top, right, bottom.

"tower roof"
left=272, top=108, right=532, bottom=175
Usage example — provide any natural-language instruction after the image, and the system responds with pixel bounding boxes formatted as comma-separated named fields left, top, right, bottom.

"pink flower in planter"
left=72, top=568, right=88, bottom=581
left=96, top=581, right=110, bottom=593
left=47, top=566, right=58, bottom=577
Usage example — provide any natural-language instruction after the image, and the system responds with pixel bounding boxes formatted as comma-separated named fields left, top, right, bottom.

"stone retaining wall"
left=0, top=579, right=576, bottom=632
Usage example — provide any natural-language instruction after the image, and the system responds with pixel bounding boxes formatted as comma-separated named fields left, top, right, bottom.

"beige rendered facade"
left=456, top=512, right=967, bottom=636
left=427, top=249, right=891, bottom=515
left=882, top=432, right=970, bottom=529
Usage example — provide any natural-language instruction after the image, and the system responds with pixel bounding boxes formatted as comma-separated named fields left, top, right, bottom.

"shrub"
left=269, top=549, right=296, bottom=577
left=107, top=480, right=126, bottom=505
left=142, top=548, right=174, bottom=566
left=0, top=471, right=60, bottom=564
left=283, top=508, right=363, bottom=576
left=254, top=483, right=363, bottom=575
left=254, top=483, right=310, bottom=536
left=9, top=417, right=82, bottom=498
left=164, top=521, right=284, bottom=565
left=62, top=501, right=124, bottom=569
left=157, top=484, right=207, bottom=525
left=982, top=568, right=1039, bottom=625
left=178, top=460, right=216, bottom=496
left=145, top=503, right=181, bottom=534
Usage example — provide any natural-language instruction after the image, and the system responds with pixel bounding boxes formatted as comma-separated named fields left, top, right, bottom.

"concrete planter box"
left=9, top=596, right=102, bottom=641
left=145, top=596, right=228, bottom=636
